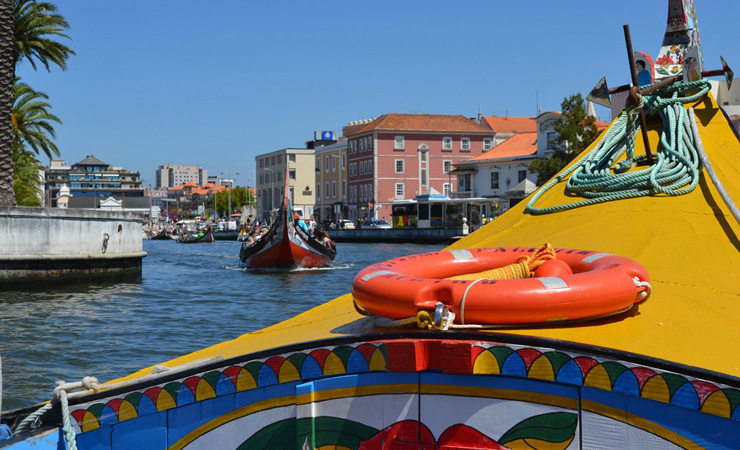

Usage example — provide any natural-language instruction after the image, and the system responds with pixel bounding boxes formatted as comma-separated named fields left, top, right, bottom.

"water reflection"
left=0, top=239, right=444, bottom=410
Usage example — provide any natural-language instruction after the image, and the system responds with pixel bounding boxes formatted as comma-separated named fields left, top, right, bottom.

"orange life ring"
left=351, top=247, right=651, bottom=326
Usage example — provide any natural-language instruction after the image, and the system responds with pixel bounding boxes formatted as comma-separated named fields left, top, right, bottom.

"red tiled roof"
left=343, top=113, right=491, bottom=136
left=463, top=132, right=537, bottom=162
left=481, top=116, right=537, bottom=133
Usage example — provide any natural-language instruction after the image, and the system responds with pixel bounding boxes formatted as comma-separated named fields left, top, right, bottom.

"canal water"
left=0, top=240, right=445, bottom=411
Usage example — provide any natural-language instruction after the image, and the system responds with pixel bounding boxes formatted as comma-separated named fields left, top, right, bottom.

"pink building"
left=342, top=113, right=494, bottom=222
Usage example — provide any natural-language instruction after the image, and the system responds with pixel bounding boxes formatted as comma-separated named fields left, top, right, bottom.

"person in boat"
left=294, top=213, right=309, bottom=233
left=314, top=229, right=333, bottom=249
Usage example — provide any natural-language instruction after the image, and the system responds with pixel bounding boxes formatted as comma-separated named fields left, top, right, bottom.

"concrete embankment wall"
left=0, top=207, right=146, bottom=285
left=328, top=228, right=462, bottom=244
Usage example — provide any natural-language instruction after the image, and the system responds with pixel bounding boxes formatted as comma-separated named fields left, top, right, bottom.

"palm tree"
left=12, top=77, right=59, bottom=205
left=12, top=143, right=42, bottom=205
left=0, top=0, right=73, bottom=206
left=0, top=0, right=15, bottom=206
left=13, top=0, right=73, bottom=70
left=13, top=77, right=60, bottom=158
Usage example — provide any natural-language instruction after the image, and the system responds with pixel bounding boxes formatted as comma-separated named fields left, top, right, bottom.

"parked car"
left=361, top=219, right=392, bottom=229
left=338, top=219, right=355, bottom=230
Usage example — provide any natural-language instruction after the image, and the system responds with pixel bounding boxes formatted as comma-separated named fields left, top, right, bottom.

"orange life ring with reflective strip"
left=351, top=247, right=651, bottom=326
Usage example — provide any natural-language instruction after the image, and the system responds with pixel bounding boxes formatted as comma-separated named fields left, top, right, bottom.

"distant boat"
left=177, top=225, right=214, bottom=243
left=239, top=176, right=335, bottom=269
left=149, top=228, right=171, bottom=240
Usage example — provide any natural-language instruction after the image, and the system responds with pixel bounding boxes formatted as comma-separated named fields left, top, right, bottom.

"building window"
left=325, top=182, right=330, bottom=199
left=484, top=138, right=493, bottom=150
left=289, top=169, right=296, bottom=180
left=341, top=153, right=346, bottom=169
left=332, top=156, right=337, bottom=171
left=547, top=132, right=558, bottom=150
left=325, top=156, right=330, bottom=172
left=461, top=137, right=471, bottom=151
left=395, top=136, right=405, bottom=150
left=518, top=169, right=527, bottom=183
left=443, top=183, right=451, bottom=196
left=395, top=159, right=404, bottom=173
left=316, top=183, right=320, bottom=199
left=443, top=160, right=452, bottom=174
left=332, top=181, right=336, bottom=198
left=395, top=183, right=405, bottom=199
left=316, top=158, right=321, bottom=171
left=289, top=154, right=296, bottom=162
left=342, top=180, right=346, bottom=198
left=491, top=172, right=499, bottom=189
left=442, top=136, right=452, bottom=151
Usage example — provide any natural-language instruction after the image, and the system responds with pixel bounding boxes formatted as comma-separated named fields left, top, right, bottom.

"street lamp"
left=220, top=171, right=240, bottom=219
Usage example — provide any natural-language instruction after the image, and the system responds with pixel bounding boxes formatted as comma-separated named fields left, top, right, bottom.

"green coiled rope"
left=525, top=79, right=711, bottom=215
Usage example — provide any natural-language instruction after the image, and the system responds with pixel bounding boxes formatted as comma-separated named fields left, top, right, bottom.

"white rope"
left=633, top=276, right=653, bottom=300
left=14, top=377, right=100, bottom=448
left=688, top=107, right=740, bottom=228
left=10, top=356, right=223, bottom=443
left=459, top=279, right=485, bottom=325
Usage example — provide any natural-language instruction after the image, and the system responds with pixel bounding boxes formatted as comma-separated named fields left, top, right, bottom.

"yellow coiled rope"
left=447, top=243, right=556, bottom=281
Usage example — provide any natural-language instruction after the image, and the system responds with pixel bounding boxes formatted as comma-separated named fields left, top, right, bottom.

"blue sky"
left=19, top=0, right=739, bottom=187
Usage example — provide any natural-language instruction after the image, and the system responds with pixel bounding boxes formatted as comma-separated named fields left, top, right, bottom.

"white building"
left=453, top=111, right=608, bottom=214
left=156, top=164, right=208, bottom=188
left=255, top=148, right=315, bottom=221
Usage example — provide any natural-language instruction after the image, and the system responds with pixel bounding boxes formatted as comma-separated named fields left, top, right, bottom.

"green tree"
left=13, top=144, right=42, bottom=205
left=214, top=187, right=254, bottom=217
left=13, top=77, right=60, bottom=158
left=0, top=0, right=73, bottom=206
left=530, top=93, right=600, bottom=184
left=0, top=0, right=15, bottom=206
left=11, top=78, right=59, bottom=205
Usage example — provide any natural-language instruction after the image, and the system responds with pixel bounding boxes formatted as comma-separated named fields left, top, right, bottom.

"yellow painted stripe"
left=168, top=395, right=296, bottom=450
left=421, top=385, right=578, bottom=410
left=295, top=384, right=418, bottom=405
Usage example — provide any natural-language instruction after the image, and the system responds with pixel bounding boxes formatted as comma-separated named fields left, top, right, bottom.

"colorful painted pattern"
left=239, top=413, right=578, bottom=450
left=471, top=343, right=740, bottom=421
left=70, top=339, right=740, bottom=434
left=71, top=343, right=388, bottom=432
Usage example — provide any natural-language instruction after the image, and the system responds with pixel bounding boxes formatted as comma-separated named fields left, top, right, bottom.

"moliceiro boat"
left=176, top=224, right=214, bottom=243
left=239, top=175, right=335, bottom=269
left=2, top=0, right=739, bottom=448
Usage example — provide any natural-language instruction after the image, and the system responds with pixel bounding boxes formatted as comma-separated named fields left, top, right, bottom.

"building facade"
left=342, top=114, right=495, bottom=221
left=255, top=148, right=315, bottom=221
left=45, top=156, right=145, bottom=209
left=314, top=139, right=348, bottom=223
left=156, top=165, right=208, bottom=188
left=480, top=116, right=537, bottom=146
left=453, top=111, right=609, bottom=215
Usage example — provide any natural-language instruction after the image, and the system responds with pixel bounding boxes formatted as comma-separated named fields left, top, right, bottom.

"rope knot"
left=82, top=376, right=99, bottom=391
